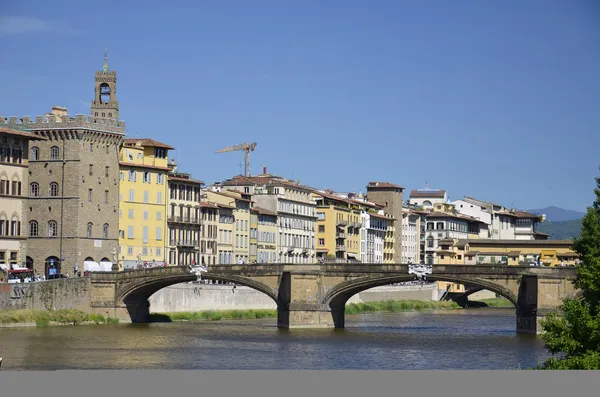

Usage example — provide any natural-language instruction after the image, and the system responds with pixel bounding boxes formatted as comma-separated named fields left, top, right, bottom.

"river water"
left=0, top=308, right=551, bottom=370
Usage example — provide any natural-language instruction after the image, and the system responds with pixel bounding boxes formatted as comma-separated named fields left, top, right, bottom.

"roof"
left=462, top=196, right=504, bottom=209
left=211, top=190, right=253, bottom=203
left=221, top=175, right=315, bottom=192
left=410, top=189, right=446, bottom=198
left=216, top=203, right=235, bottom=210
left=123, top=138, right=175, bottom=150
left=497, top=211, right=543, bottom=220
left=366, top=181, right=404, bottom=190
left=253, top=206, right=278, bottom=216
left=426, top=212, right=487, bottom=224
left=369, top=212, right=395, bottom=221
left=199, top=202, right=218, bottom=209
left=168, top=175, right=204, bottom=185
left=0, top=126, right=48, bottom=140
left=459, top=239, right=574, bottom=246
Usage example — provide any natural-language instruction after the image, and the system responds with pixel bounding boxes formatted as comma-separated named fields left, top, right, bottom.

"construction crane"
left=216, top=142, right=257, bottom=177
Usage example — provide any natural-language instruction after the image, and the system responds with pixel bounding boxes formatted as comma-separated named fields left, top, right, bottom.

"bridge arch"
left=323, top=274, right=519, bottom=324
left=115, top=267, right=279, bottom=322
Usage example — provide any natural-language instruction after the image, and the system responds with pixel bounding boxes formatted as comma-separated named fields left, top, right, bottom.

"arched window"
left=87, top=222, right=93, bottom=238
left=48, top=220, right=58, bottom=237
left=29, top=182, right=39, bottom=197
left=427, top=236, right=434, bottom=248
left=103, top=223, right=109, bottom=239
left=49, top=182, right=59, bottom=197
left=30, top=147, right=39, bottom=161
left=29, top=220, right=39, bottom=237
left=50, top=146, right=59, bottom=160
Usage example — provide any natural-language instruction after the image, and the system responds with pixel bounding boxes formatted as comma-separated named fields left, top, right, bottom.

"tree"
left=540, top=171, right=600, bottom=369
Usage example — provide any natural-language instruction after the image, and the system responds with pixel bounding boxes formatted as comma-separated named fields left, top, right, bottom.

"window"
left=48, top=221, right=58, bottom=237
left=128, top=209, right=134, bottom=219
left=104, top=190, right=109, bottom=204
left=157, top=191, right=162, bottom=204
left=30, top=147, right=39, bottom=161
left=157, top=211, right=162, bottom=220
left=89, top=143, right=93, bottom=152
left=318, top=238, right=325, bottom=246
left=128, top=170, right=136, bottom=182
left=318, top=225, right=325, bottom=233
left=156, top=227, right=162, bottom=240
left=103, top=224, right=109, bottom=239
left=143, top=190, right=149, bottom=203
left=49, top=182, right=59, bottom=197
left=129, top=189, right=134, bottom=201
left=105, top=166, right=109, bottom=177
left=427, top=236, right=434, bottom=248
left=88, top=188, right=93, bottom=202
left=143, top=226, right=148, bottom=243
left=156, top=247, right=161, bottom=256
left=106, top=145, right=109, bottom=154
left=128, top=226, right=134, bottom=239
left=143, top=171, right=151, bottom=183
left=143, top=211, right=148, bottom=220
left=127, top=246, right=133, bottom=255
left=29, top=221, right=39, bottom=237
left=50, top=146, right=59, bottom=160
left=29, top=182, right=39, bottom=197
left=87, top=222, right=93, bottom=237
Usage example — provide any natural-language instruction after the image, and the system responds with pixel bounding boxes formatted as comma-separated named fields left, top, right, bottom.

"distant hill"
left=526, top=206, right=586, bottom=222
left=537, top=219, right=582, bottom=240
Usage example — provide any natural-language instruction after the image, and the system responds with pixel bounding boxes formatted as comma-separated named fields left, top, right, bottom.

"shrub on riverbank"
left=0, top=309, right=120, bottom=326
left=344, top=300, right=460, bottom=315
left=149, top=309, right=278, bottom=322
left=479, top=298, right=512, bottom=308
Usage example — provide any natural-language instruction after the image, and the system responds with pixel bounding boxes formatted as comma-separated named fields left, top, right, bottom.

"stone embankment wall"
left=148, top=283, right=440, bottom=313
left=0, top=278, right=92, bottom=311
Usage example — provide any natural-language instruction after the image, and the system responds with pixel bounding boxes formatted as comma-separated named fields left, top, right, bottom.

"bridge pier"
left=123, top=298, right=150, bottom=323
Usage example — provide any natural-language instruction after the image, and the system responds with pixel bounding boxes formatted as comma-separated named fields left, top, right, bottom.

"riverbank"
left=0, top=309, right=120, bottom=328
left=0, top=298, right=512, bottom=328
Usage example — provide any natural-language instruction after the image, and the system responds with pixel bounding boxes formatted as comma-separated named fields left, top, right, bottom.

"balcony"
left=336, top=245, right=347, bottom=252
left=168, top=215, right=202, bottom=224
left=350, top=222, right=362, bottom=229
left=336, top=219, right=348, bottom=226
left=336, top=232, right=347, bottom=239
left=176, top=240, right=198, bottom=248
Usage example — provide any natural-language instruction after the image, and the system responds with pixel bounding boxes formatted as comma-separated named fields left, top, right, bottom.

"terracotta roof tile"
left=410, top=190, right=446, bottom=198
left=0, top=126, right=48, bottom=140
left=366, top=181, right=404, bottom=190
left=123, top=138, right=175, bottom=150
left=252, top=206, right=278, bottom=216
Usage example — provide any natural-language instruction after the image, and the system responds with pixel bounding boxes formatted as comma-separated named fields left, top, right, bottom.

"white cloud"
left=0, top=16, right=80, bottom=35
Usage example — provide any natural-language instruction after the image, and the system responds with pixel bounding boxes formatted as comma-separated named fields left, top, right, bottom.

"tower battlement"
left=0, top=114, right=126, bottom=135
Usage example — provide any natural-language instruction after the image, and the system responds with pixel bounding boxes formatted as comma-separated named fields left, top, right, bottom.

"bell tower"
left=91, top=50, right=119, bottom=120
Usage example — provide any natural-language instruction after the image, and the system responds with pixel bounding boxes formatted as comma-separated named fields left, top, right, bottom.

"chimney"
left=263, top=165, right=267, bottom=175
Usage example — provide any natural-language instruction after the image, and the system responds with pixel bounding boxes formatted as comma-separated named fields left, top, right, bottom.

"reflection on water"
left=0, top=309, right=551, bottom=370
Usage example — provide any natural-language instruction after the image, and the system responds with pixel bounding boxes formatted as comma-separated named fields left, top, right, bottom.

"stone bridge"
left=88, top=263, right=579, bottom=334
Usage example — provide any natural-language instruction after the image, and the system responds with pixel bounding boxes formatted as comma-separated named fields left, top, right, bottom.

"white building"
left=360, top=210, right=390, bottom=263
left=401, top=208, right=419, bottom=264
left=453, top=196, right=547, bottom=240
left=220, top=174, right=317, bottom=263
left=408, top=185, right=447, bottom=210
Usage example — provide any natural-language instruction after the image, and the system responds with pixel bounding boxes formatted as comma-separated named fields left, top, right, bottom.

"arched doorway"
left=26, top=256, right=34, bottom=269
left=45, top=256, right=61, bottom=279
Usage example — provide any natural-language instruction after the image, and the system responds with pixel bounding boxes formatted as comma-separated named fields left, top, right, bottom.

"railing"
left=350, top=222, right=362, bottom=229
left=336, top=220, right=348, bottom=226
left=168, top=215, right=201, bottom=224
left=336, top=232, right=347, bottom=239
left=336, top=245, right=347, bottom=252
left=177, top=240, right=198, bottom=247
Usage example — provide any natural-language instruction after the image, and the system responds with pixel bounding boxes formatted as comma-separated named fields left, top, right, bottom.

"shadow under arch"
left=323, top=275, right=519, bottom=328
left=118, top=271, right=279, bottom=323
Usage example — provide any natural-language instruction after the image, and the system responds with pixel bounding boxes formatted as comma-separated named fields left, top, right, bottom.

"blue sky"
left=1, top=0, right=599, bottom=212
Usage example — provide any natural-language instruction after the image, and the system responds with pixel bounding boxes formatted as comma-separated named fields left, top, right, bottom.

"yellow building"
left=458, top=239, right=578, bottom=266
left=249, top=208, right=258, bottom=263
left=313, top=191, right=362, bottom=261
left=206, top=189, right=254, bottom=264
left=118, top=138, right=173, bottom=269
left=255, top=206, right=278, bottom=263
left=199, top=201, right=219, bottom=266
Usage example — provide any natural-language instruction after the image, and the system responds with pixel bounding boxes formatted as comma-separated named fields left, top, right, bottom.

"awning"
left=83, top=261, right=112, bottom=272
left=0, top=263, right=8, bottom=271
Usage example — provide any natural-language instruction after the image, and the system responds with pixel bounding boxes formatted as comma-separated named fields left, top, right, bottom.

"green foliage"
left=344, top=300, right=459, bottom=315
left=0, top=309, right=120, bottom=326
left=537, top=219, right=582, bottom=240
left=479, top=298, right=512, bottom=307
left=540, top=171, right=600, bottom=369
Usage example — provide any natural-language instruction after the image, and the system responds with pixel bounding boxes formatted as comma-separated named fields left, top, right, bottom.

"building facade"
left=408, top=186, right=447, bottom=210
left=255, top=207, right=278, bottom=263
left=401, top=208, right=420, bottom=264
left=365, top=181, right=404, bottom=263
left=167, top=170, right=204, bottom=266
left=118, top=138, right=172, bottom=269
left=199, top=201, right=218, bottom=266
left=215, top=203, right=234, bottom=264
left=0, top=126, right=42, bottom=271
left=220, top=174, right=317, bottom=264
left=313, top=191, right=362, bottom=261
left=359, top=210, right=394, bottom=263
left=3, top=58, right=125, bottom=277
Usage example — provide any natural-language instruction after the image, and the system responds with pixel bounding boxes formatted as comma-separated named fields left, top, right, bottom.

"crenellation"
left=2, top=113, right=126, bottom=134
